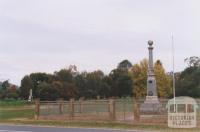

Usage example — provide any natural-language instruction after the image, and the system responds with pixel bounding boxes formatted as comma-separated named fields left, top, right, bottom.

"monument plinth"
left=140, top=40, right=162, bottom=113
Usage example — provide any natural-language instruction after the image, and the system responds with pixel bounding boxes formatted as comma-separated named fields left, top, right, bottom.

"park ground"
left=0, top=102, right=199, bottom=132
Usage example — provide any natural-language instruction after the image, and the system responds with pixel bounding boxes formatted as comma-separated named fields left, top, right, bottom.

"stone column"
left=147, top=40, right=158, bottom=98
left=140, top=40, right=161, bottom=114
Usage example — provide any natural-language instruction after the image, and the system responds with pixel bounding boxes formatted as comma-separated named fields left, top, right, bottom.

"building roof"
left=166, top=96, right=198, bottom=109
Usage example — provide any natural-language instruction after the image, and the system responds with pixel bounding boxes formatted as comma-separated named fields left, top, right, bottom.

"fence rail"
left=35, top=98, right=134, bottom=121
left=34, top=98, right=200, bottom=127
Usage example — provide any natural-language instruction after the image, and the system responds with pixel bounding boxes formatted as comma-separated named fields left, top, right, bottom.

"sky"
left=0, top=0, right=199, bottom=85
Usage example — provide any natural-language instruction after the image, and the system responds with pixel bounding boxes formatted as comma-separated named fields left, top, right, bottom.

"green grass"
left=0, top=109, right=34, bottom=120
left=0, top=103, right=34, bottom=121
left=0, top=99, right=28, bottom=106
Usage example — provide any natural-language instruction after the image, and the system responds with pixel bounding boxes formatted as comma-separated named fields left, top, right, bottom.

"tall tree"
left=154, top=60, right=172, bottom=97
left=176, top=64, right=200, bottom=97
left=75, top=72, right=87, bottom=98
left=54, top=69, right=73, bottom=82
left=54, top=69, right=77, bottom=99
left=20, top=75, right=34, bottom=99
left=30, top=73, right=54, bottom=98
left=109, top=69, right=133, bottom=97
left=85, top=70, right=107, bottom=99
left=129, top=60, right=147, bottom=122
left=131, top=59, right=148, bottom=98
left=2, top=80, right=9, bottom=90
left=131, top=59, right=171, bottom=98
left=38, top=82, right=60, bottom=101
left=117, top=60, right=132, bottom=70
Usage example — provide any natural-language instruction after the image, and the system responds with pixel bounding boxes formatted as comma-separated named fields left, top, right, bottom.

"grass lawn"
left=0, top=108, right=34, bottom=120
left=0, top=100, right=28, bottom=106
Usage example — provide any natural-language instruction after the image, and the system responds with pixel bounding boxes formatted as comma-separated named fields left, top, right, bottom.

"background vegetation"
left=0, top=56, right=200, bottom=101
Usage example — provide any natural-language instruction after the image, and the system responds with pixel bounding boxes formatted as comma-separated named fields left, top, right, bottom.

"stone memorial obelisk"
left=140, top=40, right=161, bottom=113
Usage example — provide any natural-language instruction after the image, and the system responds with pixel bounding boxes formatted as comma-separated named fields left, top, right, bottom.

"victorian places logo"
left=166, top=97, right=198, bottom=128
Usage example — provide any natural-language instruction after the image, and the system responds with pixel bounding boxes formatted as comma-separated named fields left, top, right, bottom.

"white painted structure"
left=166, top=96, right=198, bottom=128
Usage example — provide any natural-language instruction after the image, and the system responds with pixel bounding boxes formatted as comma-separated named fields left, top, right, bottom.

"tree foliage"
left=131, top=59, right=148, bottom=98
left=109, top=69, right=133, bottom=97
left=184, top=56, right=200, bottom=68
left=154, top=60, right=172, bottom=97
left=75, top=70, right=110, bottom=99
left=117, top=60, right=132, bottom=70
left=38, top=82, right=60, bottom=101
left=0, top=80, right=19, bottom=99
left=131, top=59, right=172, bottom=98
left=18, top=58, right=173, bottom=100
left=20, top=76, right=34, bottom=99
left=176, top=59, right=200, bottom=97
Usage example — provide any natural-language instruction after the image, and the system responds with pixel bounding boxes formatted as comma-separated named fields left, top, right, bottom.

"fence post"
left=69, top=98, right=75, bottom=119
left=109, top=99, right=116, bottom=120
left=59, top=99, right=64, bottom=115
left=133, top=97, right=140, bottom=122
left=79, top=98, right=83, bottom=113
left=123, top=98, right=126, bottom=121
left=35, top=98, right=40, bottom=120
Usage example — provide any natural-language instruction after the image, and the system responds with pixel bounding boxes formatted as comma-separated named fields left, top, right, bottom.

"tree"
left=75, top=72, right=87, bottom=98
left=184, top=56, right=200, bottom=68
left=0, top=80, right=9, bottom=99
left=109, top=69, right=133, bottom=97
left=20, top=75, right=34, bottom=99
left=117, top=60, right=132, bottom=70
left=30, top=73, right=54, bottom=98
left=84, top=70, right=107, bottom=99
left=2, top=80, right=9, bottom=90
left=75, top=70, right=110, bottom=99
left=130, top=60, right=148, bottom=122
left=7, top=85, right=19, bottom=99
left=54, top=69, right=73, bottom=82
left=0, top=85, right=4, bottom=99
left=0, top=80, right=19, bottom=99
left=131, top=59, right=171, bottom=98
left=19, top=68, right=79, bottom=100
left=176, top=57, right=200, bottom=97
left=176, top=65, right=200, bottom=97
left=131, top=59, right=148, bottom=98
left=54, top=68, right=77, bottom=99
left=99, top=76, right=111, bottom=98
left=62, top=82, right=77, bottom=100
left=154, top=60, right=172, bottom=97
left=38, top=82, right=60, bottom=101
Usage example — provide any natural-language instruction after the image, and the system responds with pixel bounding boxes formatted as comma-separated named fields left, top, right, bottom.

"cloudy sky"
left=0, top=0, right=199, bottom=85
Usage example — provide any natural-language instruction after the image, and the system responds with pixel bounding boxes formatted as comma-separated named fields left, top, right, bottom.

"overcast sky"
left=0, top=0, right=199, bottom=85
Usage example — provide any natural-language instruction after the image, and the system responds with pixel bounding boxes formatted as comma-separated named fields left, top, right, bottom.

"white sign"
left=166, top=97, right=197, bottom=128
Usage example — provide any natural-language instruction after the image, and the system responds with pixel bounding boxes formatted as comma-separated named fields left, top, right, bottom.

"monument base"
left=140, top=96, right=162, bottom=114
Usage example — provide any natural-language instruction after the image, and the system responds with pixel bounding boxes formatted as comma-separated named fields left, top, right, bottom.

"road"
left=0, top=124, right=153, bottom=132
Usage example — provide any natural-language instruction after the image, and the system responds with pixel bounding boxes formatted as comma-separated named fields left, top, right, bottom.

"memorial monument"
left=140, top=40, right=162, bottom=113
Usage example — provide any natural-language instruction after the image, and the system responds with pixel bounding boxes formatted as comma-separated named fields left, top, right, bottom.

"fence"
left=35, top=98, right=134, bottom=122
left=34, top=98, right=200, bottom=127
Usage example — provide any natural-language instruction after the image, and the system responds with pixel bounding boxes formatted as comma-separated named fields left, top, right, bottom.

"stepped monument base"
left=140, top=96, right=162, bottom=114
